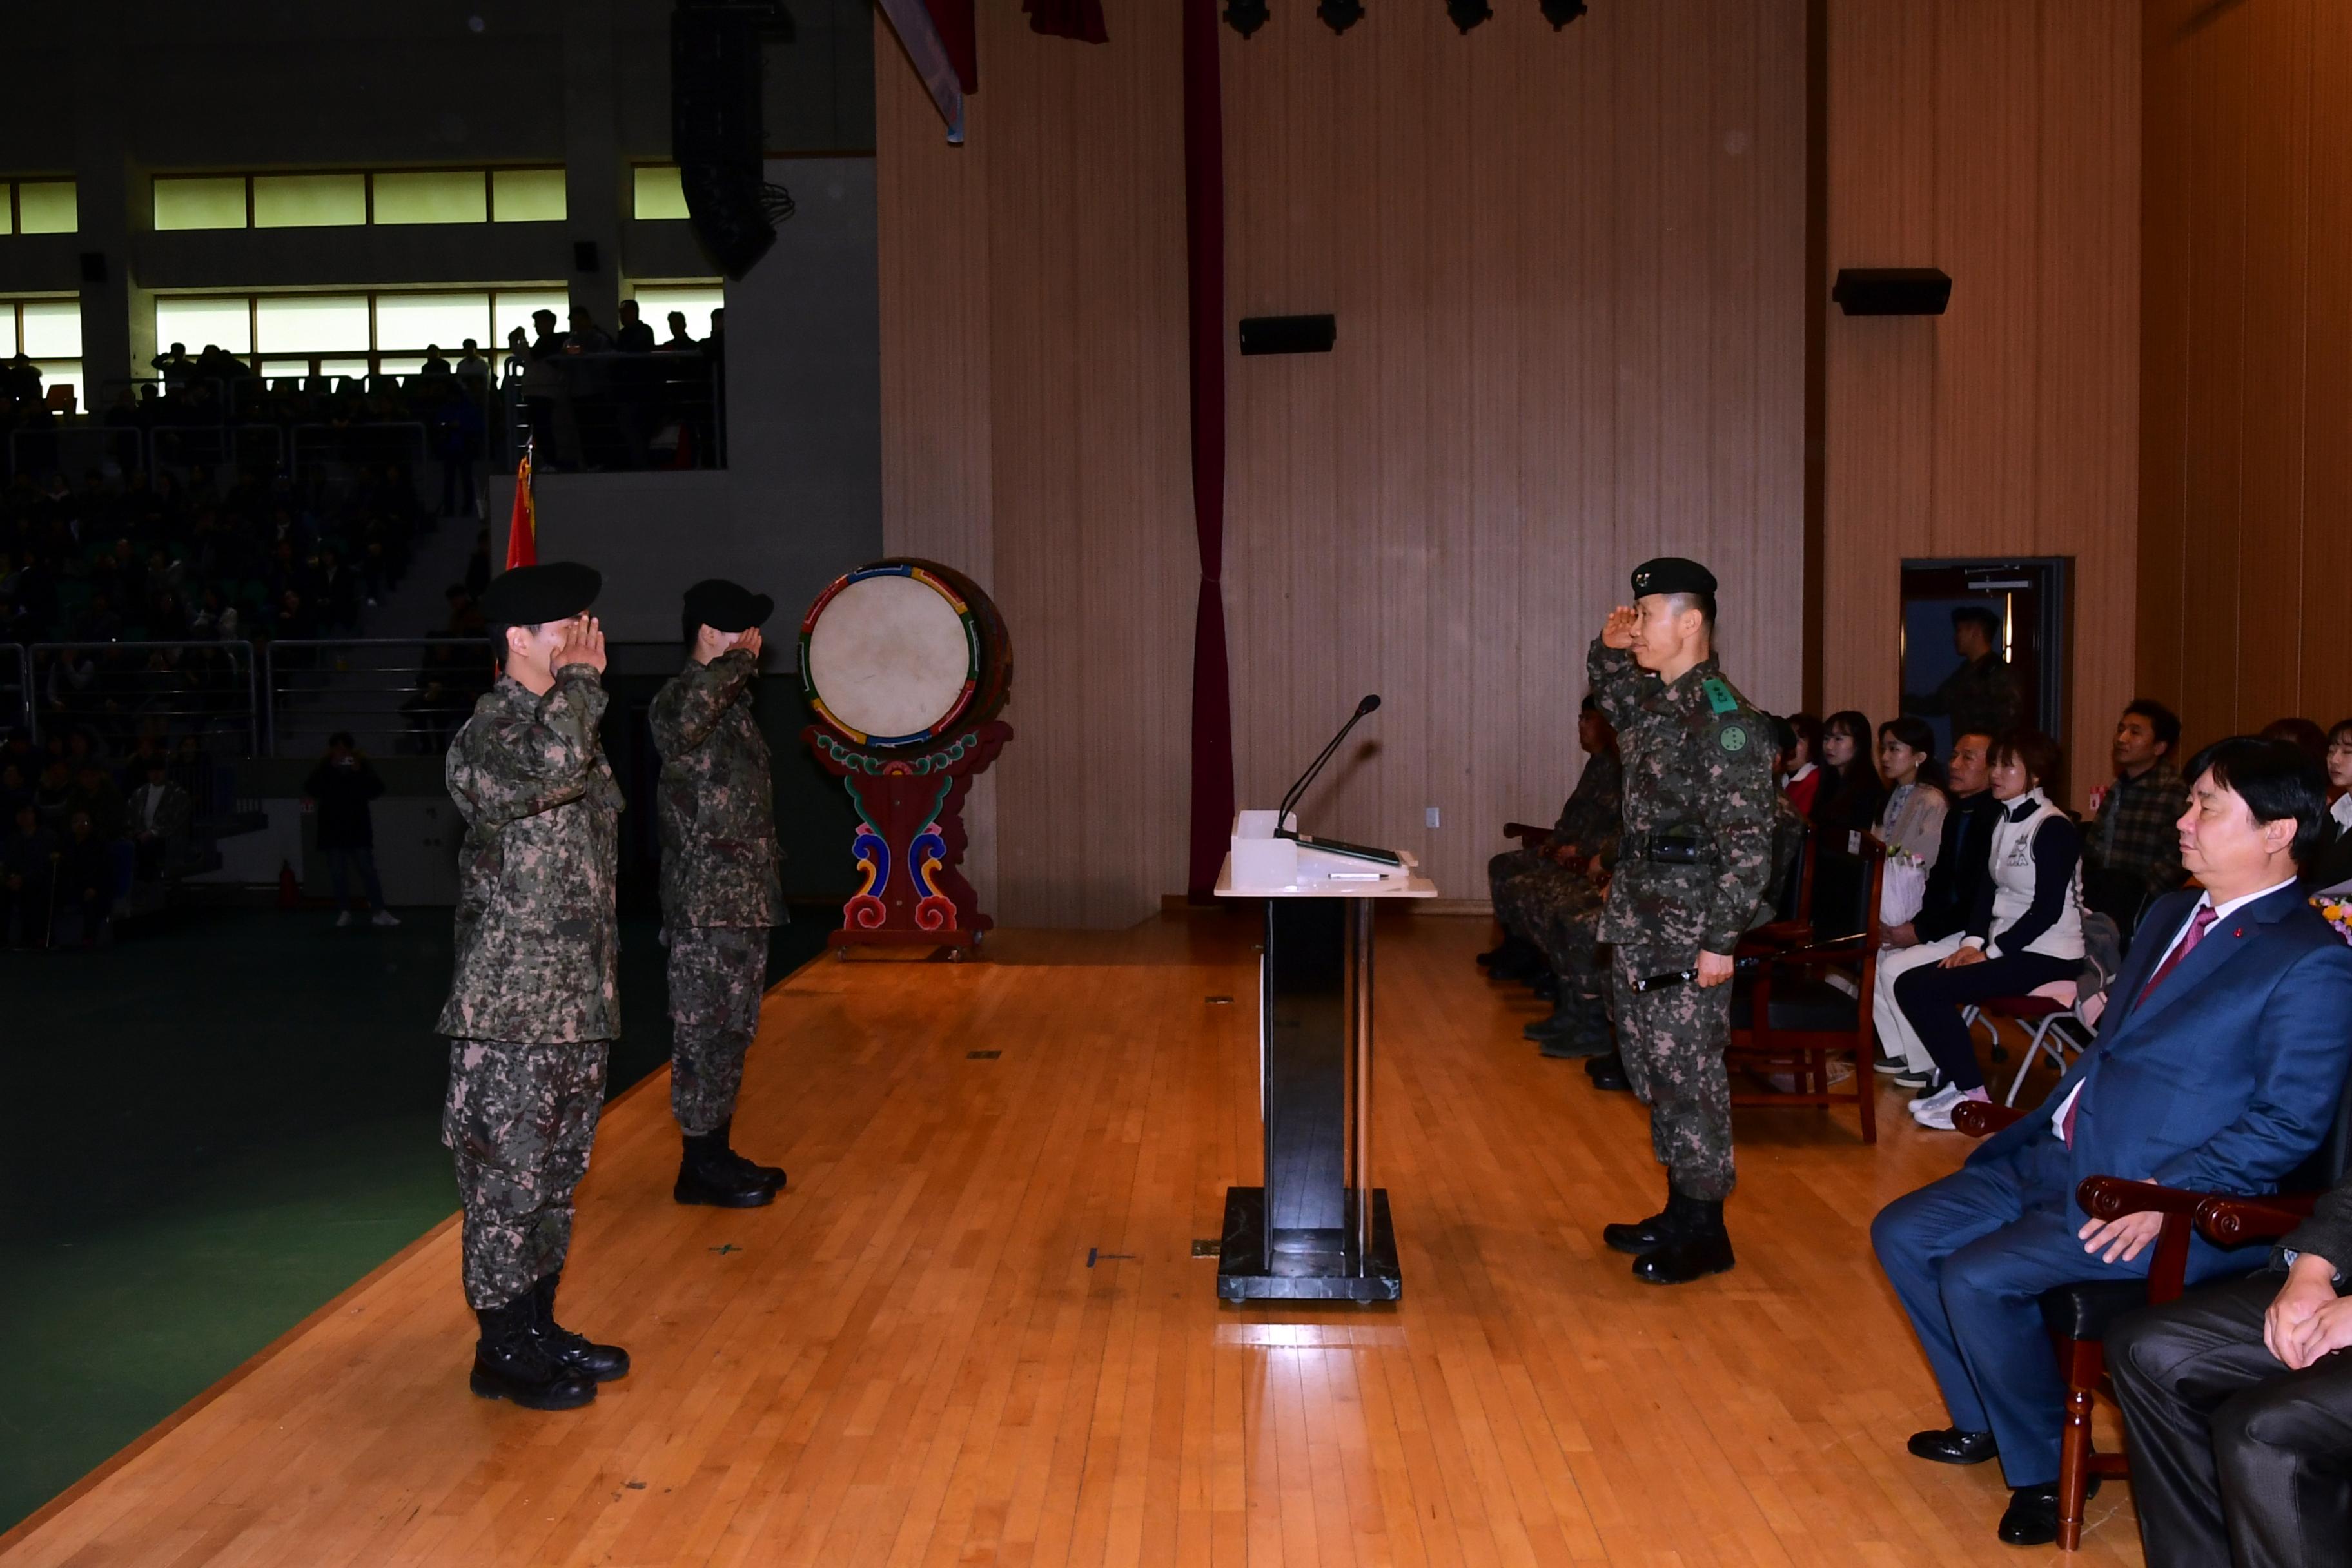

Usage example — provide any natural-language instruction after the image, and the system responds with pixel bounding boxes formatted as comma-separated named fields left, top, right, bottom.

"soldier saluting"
left=651, top=579, right=788, bottom=1207
left=438, top=561, right=630, bottom=1410
left=1588, top=557, right=1777, bottom=1284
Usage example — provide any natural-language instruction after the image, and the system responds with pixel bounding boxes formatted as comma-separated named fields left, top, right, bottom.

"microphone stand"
left=1275, top=697, right=1379, bottom=838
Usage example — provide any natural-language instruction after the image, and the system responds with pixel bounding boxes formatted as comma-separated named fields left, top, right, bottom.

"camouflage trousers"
left=1529, top=876, right=1609, bottom=989
left=1488, top=847, right=1560, bottom=941
left=1609, top=945, right=1737, bottom=1202
left=442, top=1038, right=610, bottom=1311
left=668, top=926, right=767, bottom=1137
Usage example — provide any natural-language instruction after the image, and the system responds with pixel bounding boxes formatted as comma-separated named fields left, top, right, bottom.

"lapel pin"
left=2233, top=928, right=2244, bottom=938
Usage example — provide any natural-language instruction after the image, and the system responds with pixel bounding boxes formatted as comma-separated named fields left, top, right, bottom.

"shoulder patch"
left=1702, top=677, right=1739, bottom=716
left=1718, top=723, right=1749, bottom=754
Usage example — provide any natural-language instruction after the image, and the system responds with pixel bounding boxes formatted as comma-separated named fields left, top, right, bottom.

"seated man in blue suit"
left=1871, top=736, right=2352, bottom=1547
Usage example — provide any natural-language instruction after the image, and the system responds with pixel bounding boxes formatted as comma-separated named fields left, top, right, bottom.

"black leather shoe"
left=470, top=1300, right=596, bottom=1411
left=1906, top=1427, right=1997, bottom=1465
left=1997, top=1478, right=2099, bottom=1547
left=675, top=1131, right=777, bottom=1208
left=530, top=1275, right=629, bottom=1382
left=1585, top=1054, right=1631, bottom=1092
left=1630, top=1195, right=1736, bottom=1284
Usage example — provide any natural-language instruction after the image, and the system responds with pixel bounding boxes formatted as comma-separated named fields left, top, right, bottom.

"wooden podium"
left=1213, top=820, right=1436, bottom=1302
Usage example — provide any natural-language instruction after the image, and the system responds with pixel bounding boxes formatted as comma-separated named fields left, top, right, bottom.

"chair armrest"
left=1502, top=821, right=1551, bottom=848
left=2195, top=1193, right=2321, bottom=1248
left=2077, top=1177, right=2213, bottom=1220
left=1738, top=919, right=1813, bottom=952
left=1951, top=1102, right=2025, bottom=1139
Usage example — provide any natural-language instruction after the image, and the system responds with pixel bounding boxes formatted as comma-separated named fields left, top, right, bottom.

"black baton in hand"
left=1631, top=939, right=1852, bottom=994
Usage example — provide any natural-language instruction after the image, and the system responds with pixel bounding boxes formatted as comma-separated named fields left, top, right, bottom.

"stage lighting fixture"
left=1540, top=0, right=1587, bottom=26
left=1318, top=0, right=1363, bottom=32
left=1446, top=0, right=1493, bottom=32
left=1224, top=0, right=1269, bottom=36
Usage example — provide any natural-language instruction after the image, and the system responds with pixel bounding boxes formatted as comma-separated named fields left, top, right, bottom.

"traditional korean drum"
left=799, top=559, right=1012, bottom=747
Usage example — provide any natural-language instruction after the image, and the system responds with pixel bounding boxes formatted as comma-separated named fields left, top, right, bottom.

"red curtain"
left=1182, top=0, right=1233, bottom=897
left=921, top=0, right=979, bottom=90
left=1023, top=0, right=1108, bottom=43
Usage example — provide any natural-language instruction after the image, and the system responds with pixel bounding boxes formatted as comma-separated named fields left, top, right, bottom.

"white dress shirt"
left=2049, top=876, right=2300, bottom=1139
left=2331, top=793, right=2352, bottom=835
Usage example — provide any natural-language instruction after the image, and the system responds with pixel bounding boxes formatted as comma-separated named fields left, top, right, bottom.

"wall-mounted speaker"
left=671, top=1, right=790, bottom=280
left=1239, top=314, right=1337, bottom=355
left=573, top=240, right=600, bottom=274
left=1832, top=268, right=1952, bottom=316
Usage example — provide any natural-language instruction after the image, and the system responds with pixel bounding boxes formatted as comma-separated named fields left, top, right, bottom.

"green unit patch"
left=1719, top=723, right=1749, bottom=754
left=1702, top=677, right=1739, bottom=715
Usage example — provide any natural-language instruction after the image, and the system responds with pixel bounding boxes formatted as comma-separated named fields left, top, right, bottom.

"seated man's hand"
left=2292, top=1295, right=2352, bottom=1370
left=1883, top=921, right=1918, bottom=949
left=2077, top=1210, right=2164, bottom=1265
left=2265, top=1255, right=2343, bottom=1369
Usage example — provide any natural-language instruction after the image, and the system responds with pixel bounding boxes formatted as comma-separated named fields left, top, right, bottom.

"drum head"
left=804, top=569, right=978, bottom=744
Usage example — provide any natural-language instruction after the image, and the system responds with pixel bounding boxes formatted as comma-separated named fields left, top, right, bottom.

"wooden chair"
left=1726, top=834, right=1886, bottom=1142
left=1950, top=1072, right=2352, bottom=1551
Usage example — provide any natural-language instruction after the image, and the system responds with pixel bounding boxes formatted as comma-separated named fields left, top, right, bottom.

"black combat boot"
left=1476, top=933, right=1540, bottom=973
left=675, top=1125, right=777, bottom=1208
left=710, top=1117, right=785, bottom=1194
left=1602, top=1183, right=1679, bottom=1255
left=1536, top=994, right=1614, bottom=1059
left=1585, top=1053, right=1631, bottom=1092
left=470, top=1296, right=597, bottom=1411
left=530, top=1273, right=630, bottom=1382
left=1524, top=992, right=1579, bottom=1043
left=1631, top=1193, right=1736, bottom=1285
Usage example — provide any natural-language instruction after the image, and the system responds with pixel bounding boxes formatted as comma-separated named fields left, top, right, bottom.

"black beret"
left=481, top=561, right=600, bottom=627
left=1630, top=556, right=1718, bottom=598
left=682, top=578, right=774, bottom=634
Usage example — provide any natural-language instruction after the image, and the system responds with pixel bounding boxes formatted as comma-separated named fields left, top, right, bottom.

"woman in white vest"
left=1881, top=730, right=2086, bottom=1130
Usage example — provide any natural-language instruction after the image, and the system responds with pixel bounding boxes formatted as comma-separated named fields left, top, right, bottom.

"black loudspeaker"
left=1832, top=267, right=1952, bottom=316
left=671, top=2, right=789, bottom=280
left=78, top=251, right=107, bottom=284
left=573, top=240, right=600, bottom=274
left=1239, top=314, right=1337, bottom=355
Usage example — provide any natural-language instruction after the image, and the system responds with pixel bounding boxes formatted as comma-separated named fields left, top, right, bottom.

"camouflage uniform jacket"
left=1587, top=638, right=1777, bottom=956
left=649, top=649, right=783, bottom=928
left=436, top=666, right=623, bottom=1043
left=1549, top=748, right=1624, bottom=868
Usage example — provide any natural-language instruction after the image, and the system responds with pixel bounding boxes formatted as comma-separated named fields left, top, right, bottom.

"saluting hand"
left=1602, top=605, right=1640, bottom=650
left=554, top=615, right=607, bottom=675
left=733, top=626, right=764, bottom=662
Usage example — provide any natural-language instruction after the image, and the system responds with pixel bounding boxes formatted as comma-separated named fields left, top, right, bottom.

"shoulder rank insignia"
left=1702, top=676, right=1739, bottom=716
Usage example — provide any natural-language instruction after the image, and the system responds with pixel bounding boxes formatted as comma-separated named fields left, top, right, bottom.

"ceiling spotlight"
left=1318, top=0, right=1363, bottom=32
left=1446, top=0, right=1492, bottom=32
left=1540, top=0, right=1587, bottom=24
left=1225, top=0, right=1269, bottom=36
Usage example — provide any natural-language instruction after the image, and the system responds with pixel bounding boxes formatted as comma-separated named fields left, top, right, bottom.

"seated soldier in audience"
left=2084, top=699, right=2188, bottom=934
left=2110, top=1157, right=2352, bottom=1568
left=1517, top=700, right=1624, bottom=1054
left=1874, top=731, right=2003, bottom=1087
left=1, top=801, right=56, bottom=948
left=1480, top=695, right=1620, bottom=984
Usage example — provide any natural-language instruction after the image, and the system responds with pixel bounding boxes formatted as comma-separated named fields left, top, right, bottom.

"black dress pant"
left=2110, top=1271, right=2352, bottom=1568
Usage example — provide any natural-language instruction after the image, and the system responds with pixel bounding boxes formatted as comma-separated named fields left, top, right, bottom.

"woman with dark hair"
left=1877, top=715, right=1948, bottom=867
left=2324, top=719, right=2352, bottom=836
left=1896, top=730, right=2085, bottom=1128
left=2260, top=716, right=2328, bottom=766
left=1782, top=711, right=1823, bottom=817
left=1810, top=709, right=1886, bottom=847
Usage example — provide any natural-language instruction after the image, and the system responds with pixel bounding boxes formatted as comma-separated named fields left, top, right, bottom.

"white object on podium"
left=1220, top=810, right=1437, bottom=899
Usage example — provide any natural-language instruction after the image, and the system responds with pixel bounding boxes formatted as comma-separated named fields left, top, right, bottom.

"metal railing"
left=6, top=425, right=146, bottom=482
left=264, top=637, right=493, bottom=758
left=148, top=422, right=286, bottom=476
left=504, top=351, right=725, bottom=471
left=290, top=420, right=428, bottom=481
left=26, top=640, right=259, bottom=758
left=0, top=641, right=26, bottom=736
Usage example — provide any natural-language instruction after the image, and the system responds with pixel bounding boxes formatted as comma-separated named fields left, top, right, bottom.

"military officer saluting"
left=438, top=561, right=630, bottom=1410
left=651, top=579, right=789, bottom=1207
left=1588, top=557, right=1778, bottom=1284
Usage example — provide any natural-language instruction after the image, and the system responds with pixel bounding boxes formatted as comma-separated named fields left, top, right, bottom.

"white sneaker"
left=371, top=909, right=401, bottom=928
left=1909, top=1084, right=1964, bottom=1126
left=335, top=911, right=353, bottom=928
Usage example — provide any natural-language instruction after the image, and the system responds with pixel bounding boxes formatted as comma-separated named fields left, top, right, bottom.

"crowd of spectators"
left=504, top=303, right=723, bottom=472
left=0, top=725, right=210, bottom=948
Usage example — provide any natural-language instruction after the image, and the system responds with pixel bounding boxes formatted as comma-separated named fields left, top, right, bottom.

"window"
left=4, top=181, right=78, bottom=235
left=493, top=289, right=570, bottom=348
left=253, top=173, right=367, bottom=229
left=632, top=165, right=690, bottom=220
left=150, top=168, right=564, bottom=231
left=155, top=288, right=561, bottom=379
left=3, top=296, right=84, bottom=407
left=491, top=168, right=566, bottom=223
left=631, top=284, right=723, bottom=342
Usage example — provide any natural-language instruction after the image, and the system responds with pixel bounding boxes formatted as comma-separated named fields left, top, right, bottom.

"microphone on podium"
left=1274, top=694, right=1381, bottom=836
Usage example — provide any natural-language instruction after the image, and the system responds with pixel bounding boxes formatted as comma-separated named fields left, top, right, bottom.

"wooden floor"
left=1, top=912, right=2148, bottom=1567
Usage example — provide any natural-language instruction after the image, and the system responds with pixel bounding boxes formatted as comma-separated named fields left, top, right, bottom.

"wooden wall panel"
left=2142, top=0, right=2352, bottom=745
left=1824, top=0, right=2140, bottom=807
left=1219, top=0, right=1807, bottom=904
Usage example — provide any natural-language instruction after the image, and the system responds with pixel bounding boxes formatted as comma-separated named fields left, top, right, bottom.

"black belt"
left=1634, top=833, right=1714, bottom=866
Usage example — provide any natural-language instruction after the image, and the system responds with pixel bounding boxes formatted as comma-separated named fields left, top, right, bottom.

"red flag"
left=505, top=444, right=536, bottom=568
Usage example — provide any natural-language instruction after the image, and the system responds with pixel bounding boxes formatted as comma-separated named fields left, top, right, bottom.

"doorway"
left=1897, top=558, right=2072, bottom=793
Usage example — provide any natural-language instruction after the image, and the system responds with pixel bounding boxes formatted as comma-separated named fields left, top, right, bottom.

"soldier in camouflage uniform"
left=1903, top=605, right=2018, bottom=745
left=438, top=560, right=630, bottom=1411
left=651, top=578, right=788, bottom=1208
left=1587, top=557, right=1778, bottom=1285
left=1518, top=701, right=1623, bottom=1055
left=1480, top=698, right=1620, bottom=986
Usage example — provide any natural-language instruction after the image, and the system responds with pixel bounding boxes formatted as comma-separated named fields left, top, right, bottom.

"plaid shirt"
left=2088, top=760, right=2186, bottom=895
